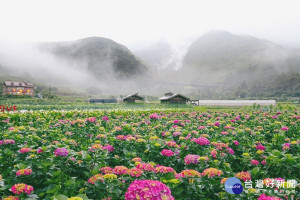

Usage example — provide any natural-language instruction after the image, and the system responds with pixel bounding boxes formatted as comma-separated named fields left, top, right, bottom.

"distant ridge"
left=38, top=36, right=148, bottom=79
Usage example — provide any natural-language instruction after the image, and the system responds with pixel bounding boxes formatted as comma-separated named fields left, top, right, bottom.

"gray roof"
left=4, top=81, right=34, bottom=87
left=89, top=98, right=117, bottom=103
left=159, top=93, right=190, bottom=100
left=123, top=93, right=144, bottom=100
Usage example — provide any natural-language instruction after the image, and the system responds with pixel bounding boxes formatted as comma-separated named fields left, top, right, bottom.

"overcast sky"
left=0, top=0, right=300, bottom=46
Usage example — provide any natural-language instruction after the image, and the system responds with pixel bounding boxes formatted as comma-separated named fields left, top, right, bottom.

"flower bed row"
left=0, top=109, right=299, bottom=199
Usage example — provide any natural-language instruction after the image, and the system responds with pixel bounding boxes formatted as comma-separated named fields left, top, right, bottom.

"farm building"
left=159, top=92, right=190, bottom=104
left=123, top=93, right=144, bottom=103
left=89, top=98, right=117, bottom=103
left=3, top=81, right=35, bottom=96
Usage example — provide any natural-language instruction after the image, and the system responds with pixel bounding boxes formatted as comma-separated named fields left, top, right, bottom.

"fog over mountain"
left=131, top=38, right=194, bottom=71
left=38, top=37, right=147, bottom=79
left=0, top=30, right=299, bottom=99
left=181, top=31, right=300, bottom=82
left=0, top=37, right=152, bottom=96
left=130, top=31, right=300, bottom=98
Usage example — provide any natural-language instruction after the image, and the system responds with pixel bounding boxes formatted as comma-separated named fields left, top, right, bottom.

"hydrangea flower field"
left=0, top=108, right=299, bottom=200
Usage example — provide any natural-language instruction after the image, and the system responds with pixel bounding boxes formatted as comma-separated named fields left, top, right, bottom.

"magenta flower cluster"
left=102, top=145, right=114, bottom=152
left=184, top=154, right=200, bottom=165
left=149, top=113, right=159, bottom=119
left=125, top=180, right=174, bottom=200
left=0, top=139, right=15, bottom=145
left=256, top=144, right=266, bottom=150
left=258, top=194, right=283, bottom=200
left=161, top=149, right=174, bottom=157
left=173, top=119, right=179, bottom=124
left=251, top=159, right=259, bottom=166
left=192, top=137, right=210, bottom=146
left=102, top=116, right=109, bottom=121
left=54, top=148, right=69, bottom=157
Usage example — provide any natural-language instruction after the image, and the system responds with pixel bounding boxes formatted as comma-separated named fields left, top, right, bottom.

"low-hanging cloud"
left=0, top=40, right=99, bottom=87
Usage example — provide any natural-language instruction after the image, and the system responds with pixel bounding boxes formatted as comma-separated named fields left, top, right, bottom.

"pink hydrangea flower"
left=221, top=131, right=229, bottom=135
left=1, top=139, right=15, bottom=145
left=198, top=126, right=206, bottom=129
left=258, top=194, right=283, bottom=200
left=235, top=171, right=251, bottom=182
left=256, top=144, right=266, bottom=150
left=155, top=166, right=176, bottom=174
left=176, top=169, right=201, bottom=178
left=193, top=137, right=210, bottom=145
left=282, top=143, right=291, bottom=150
left=37, top=148, right=43, bottom=153
left=214, top=121, right=220, bottom=126
left=173, top=120, right=180, bottom=124
left=19, top=148, right=31, bottom=153
left=102, top=145, right=114, bottom=152
left=54, top=148, right=69, bottom=157
left=100, top=167, right=113, bottom=174
left=172, top=131, right=181, bottom=137
left=281, top=127, right=288, bottom=131
left=210, top=149, right=217, bottom=158
left=251, top=160, right=259, bottom=166
left=113, top=166, right=128, bottom=175
left=131, top=157, right=142, bottom=162
left=102, top=116, right=109, bottom=121
left=161, top=149, right=174, bottom=157
left=16, top=169, right=32, bottom=176
left=202, top=168, right=223, bottom=177
left=86, top=117, right=97, bottom=123
left=184, top=154, right=200, bottom=165
left=11, top=183, right=34, bottom=195
left=88, top=174, right=104, bottom=184
left=136, top=163, right=155, bottom=172
left=125, top=180, right=174, bottom=200
left=165, top=141, right=178, bottom=147
left=127, top=168, right=143, bottom=177
left=227, top=147, right=234, bottom=155
left=233, top=140, right=239, bottom=145
left=261, top=160, right=267, bottom=165
left=149, top=113, right=159, bottom=119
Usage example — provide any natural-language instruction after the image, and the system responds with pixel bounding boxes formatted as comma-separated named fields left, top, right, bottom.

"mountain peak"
left=77, top=36, right=117, bottom=45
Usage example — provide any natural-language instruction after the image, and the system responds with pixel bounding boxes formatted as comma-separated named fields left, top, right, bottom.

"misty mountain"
left=0, top=37, right=150, bottom=96
left=181, top=31, right=300, bottom=84
left=0, top=31, right=299, bottom=99
left=133, top=41, right=173, bottom=70
left=132, top=39, right=193, bottom=71
left=177, top=31, right=300, bottom=98
left=38, top=37, right=148, bottom=79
